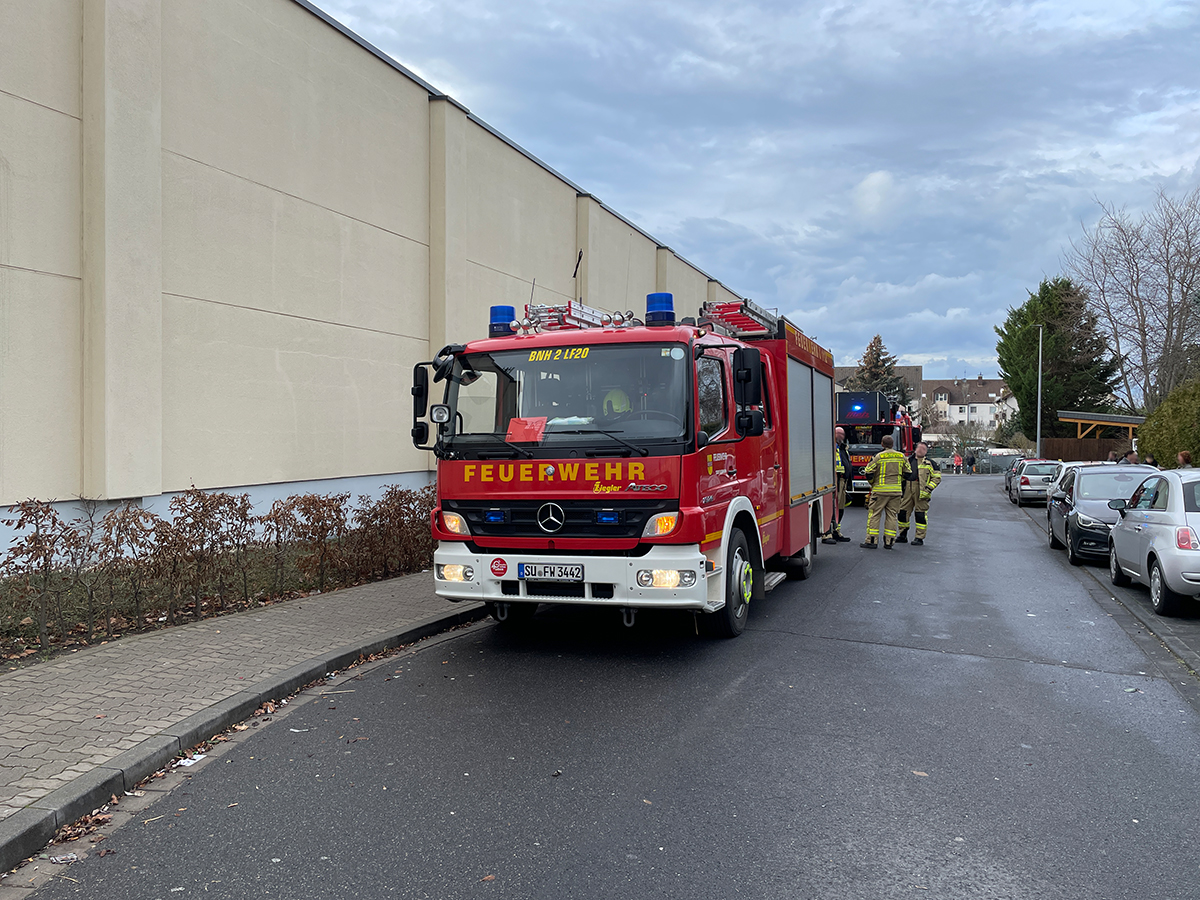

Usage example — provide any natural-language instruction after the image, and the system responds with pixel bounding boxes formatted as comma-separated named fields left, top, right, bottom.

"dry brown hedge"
left=1, top=484, right=435, bottom=661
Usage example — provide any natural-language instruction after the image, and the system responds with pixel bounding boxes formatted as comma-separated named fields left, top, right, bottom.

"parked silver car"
left=1008, top=459, right=1060, bottom=506
left=1108, top=470, right=1200, bottom=615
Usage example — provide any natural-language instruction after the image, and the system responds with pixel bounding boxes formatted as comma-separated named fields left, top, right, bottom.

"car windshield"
left=442, top=342, right=690, bottom=452
left=1023, top=464, right=1059, bottom=476
left=1077, top=471, right=1143, bottom=499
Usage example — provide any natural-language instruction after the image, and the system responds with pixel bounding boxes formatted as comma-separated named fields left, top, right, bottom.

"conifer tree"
left=844, top=335, right=910, bottom=404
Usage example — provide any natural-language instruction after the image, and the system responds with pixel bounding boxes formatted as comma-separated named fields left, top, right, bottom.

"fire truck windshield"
left=845, top=424, right=901, bottom=454
left=441, top=343, right=690, bottom=454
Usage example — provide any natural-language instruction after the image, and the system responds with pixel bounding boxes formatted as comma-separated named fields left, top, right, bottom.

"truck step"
left=763, top=571, right=788, bottom=593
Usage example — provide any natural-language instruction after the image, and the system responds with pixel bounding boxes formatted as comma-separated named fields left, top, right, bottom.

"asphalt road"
left=24, top=477, right=1200, bottom=900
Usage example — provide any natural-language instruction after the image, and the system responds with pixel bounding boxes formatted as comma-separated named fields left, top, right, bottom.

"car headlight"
left=1075, top=513, right=1107, bottom=530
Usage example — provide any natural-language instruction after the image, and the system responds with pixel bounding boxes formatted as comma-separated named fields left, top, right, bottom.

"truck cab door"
left=756, top=356, right=783, bottom=553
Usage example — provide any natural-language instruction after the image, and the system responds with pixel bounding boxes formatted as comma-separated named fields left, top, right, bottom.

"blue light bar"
left=489, top=305, right=516, bottom=337
left=484, top=509, right=506, bottom=523
left=646, top=292, right=675, bottom=327
left=595, top=510, right=621, bottom=525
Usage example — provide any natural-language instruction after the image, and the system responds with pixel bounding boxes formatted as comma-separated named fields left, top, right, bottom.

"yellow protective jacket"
left=864, top=449, right=910, bottom=494
left=915, top=458, right=941, bottom=500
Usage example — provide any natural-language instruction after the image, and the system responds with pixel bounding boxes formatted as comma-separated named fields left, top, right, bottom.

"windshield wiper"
left=455, top=434, right=533, bottom=458
left=552, top=429, right=649, bottom=457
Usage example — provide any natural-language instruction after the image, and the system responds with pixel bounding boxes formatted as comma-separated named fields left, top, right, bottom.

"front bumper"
left=432, top=542, right=715, bottom=610
left=1071, top=524, right=1113, bottom=557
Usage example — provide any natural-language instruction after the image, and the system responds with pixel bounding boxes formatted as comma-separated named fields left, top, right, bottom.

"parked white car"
left=1108, top=469, right=1200, bottom=615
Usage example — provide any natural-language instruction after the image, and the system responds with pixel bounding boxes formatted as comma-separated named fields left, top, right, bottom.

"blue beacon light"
left=645, top=292, right=675, bottom=327
left=489, top=305, right=516, bottom=337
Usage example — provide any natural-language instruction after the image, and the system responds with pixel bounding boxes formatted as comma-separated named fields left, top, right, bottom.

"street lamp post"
left=1036, top=324, right=1044, bottom=459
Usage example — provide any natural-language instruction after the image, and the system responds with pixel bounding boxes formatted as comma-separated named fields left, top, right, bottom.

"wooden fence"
left=1040, top=437, right=1130, bottom=462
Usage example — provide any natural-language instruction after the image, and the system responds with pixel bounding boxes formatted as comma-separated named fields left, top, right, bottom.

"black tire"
left=1048, top=516, right=1064, bottom=550
left=708, top=528, right=753, bottom=638
left=1009, top=490, right=1017, bottom=504
left=1066, top=526, right=1083, bottom=566
left=1149, top=559, right=1187, bottom=616
left=1109, top=545, right=1130, bottom=586
left=488, top=601, right=538, bottom=627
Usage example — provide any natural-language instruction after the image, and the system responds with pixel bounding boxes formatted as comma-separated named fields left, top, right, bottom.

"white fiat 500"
left=1108, top=470, right=1200, bottom=616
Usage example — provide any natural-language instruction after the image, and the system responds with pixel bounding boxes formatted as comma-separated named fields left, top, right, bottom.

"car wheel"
left=1048, top=517, right=1064, bottom=550
left=1149, top=559, right=1186, bottom=617
left=706, top=528, right=752, bottom=638
left=1066, top=526, right=1082, bottom=566
left=1009, top=489, right=1017, bottom=504
left=1109, top=545, right=1131, bottom=586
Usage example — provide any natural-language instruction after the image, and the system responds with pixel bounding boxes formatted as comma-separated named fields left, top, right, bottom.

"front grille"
left=497, top=580, right=616, bottom=600
left=446, top=498, right=674, bottom=540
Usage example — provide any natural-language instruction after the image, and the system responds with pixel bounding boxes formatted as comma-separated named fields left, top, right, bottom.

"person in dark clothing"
left=1117, top=449, right=1138, bottom=465
left=965, top=451, right=976, bottom=474
left=823, top=427, right=854, bottom=544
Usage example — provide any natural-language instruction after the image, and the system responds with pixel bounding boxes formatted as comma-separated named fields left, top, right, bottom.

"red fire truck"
left=410, top=294, right=836, bottom=637
left=835, top=391, right=920, bottom=503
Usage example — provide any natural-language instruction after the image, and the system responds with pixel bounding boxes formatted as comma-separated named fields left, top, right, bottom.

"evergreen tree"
left=844, top=335, right=910, bottom=404
left=994, top=277, right=1120, bottom=440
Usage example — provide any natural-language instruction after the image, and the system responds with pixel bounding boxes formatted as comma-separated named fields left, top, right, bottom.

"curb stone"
left=0, top=603, right=487, bottom=875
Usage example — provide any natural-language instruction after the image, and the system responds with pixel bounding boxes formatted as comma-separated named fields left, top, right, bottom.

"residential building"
left=920, top=375, right=1018, bottom=431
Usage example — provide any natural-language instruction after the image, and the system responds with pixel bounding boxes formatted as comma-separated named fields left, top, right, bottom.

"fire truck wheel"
left=487, top=601, right=538, bottom=627
left=708, top=528, right=752, bottom=638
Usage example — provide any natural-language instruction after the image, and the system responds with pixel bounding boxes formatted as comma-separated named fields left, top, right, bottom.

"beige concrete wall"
left=0, top=0, right=750, bottom=506
left=160, top=0, right=431, bottom=491
left=576, top=197, right=659, bottom=313
left=657, top=248, right=712, bottom=316
left=0, top=0, right=84, bottom=502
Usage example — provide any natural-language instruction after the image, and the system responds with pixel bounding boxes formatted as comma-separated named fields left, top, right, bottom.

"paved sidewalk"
left=0, top=573, right=484, bottom=871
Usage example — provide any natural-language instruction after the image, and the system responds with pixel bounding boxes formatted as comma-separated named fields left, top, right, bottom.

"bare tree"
left=1066, top=187, right=1200, bottom=413
left=916, top=397, right=944, bottom=431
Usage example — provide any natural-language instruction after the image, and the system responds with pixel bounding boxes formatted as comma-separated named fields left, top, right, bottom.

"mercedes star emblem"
left=536, top=502, right=565, bottom=533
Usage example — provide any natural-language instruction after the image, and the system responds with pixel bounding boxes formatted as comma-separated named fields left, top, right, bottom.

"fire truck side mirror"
left=736, top=409, right=765, bottom=438
left=412, top=365, right=429, bottom=417
left=732, top=348, right=762, bottom=408
left=411, top=365, right=431, bottom=449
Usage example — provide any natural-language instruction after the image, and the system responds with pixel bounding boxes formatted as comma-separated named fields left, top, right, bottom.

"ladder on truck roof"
left=700, top=299, right=780, bottom=339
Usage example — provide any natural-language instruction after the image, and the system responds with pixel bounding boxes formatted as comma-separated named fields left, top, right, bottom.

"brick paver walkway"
left=0, top=573, right=476, bottom=823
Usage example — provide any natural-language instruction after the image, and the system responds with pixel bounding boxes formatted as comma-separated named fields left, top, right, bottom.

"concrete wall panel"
left=162, top=294, right=422, bottom=491
left=0, top=0, right=82, bottom=118
left=657, top=250, right=711, bottom=318
left=580, top=200, right=658, bottom=314
left=0, top=270, right=82, bottom=501
left=162, top=0, right=429, bottom=244
left=162, top=153, right=428, bottom=338
left=0, top=92, right=82, bottom=278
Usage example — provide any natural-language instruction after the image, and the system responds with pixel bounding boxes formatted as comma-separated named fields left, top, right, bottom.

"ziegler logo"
left=626, top=483, right=668, bottom=492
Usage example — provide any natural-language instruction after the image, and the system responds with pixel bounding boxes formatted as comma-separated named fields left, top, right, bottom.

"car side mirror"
left=1107, top=499, right=1127, bottom=514
left=1052, top=491, right=1066, bottom=501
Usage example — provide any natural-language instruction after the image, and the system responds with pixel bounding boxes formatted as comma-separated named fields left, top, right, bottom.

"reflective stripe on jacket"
left=917, top=459, right=941, bottom=499
left=864, top=449, right=910, bottom=493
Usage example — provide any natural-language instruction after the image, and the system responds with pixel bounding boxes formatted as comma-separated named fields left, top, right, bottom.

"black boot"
left=883, top=539, right=894, bottom=550
left=821, top=533, right=839, bottom=545
left=860, top=540, right=878, bottom=549
left=836, top=530, right=851, bottom=542
left=912, top=537, right=924, bottom=546
left=895, top=530, right=908, bottom=544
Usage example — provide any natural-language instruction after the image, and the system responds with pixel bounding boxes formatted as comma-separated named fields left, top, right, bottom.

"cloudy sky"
left=316, top=0, right=1199, bottom=379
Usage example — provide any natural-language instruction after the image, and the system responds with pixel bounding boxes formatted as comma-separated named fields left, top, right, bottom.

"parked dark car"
left=1048, top=464, right=1156, bottom=565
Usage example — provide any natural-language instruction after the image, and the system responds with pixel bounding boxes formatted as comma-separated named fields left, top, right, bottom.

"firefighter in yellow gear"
left=822, top=427, right=853, bottom=544
left=861, top=435, right=911, bottom=550
left=896, top=442, right=941, bottom=546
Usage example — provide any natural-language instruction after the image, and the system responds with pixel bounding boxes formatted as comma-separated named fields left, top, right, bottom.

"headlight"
left=642, top=512, right=679, bottom=537
left=436, top=564, right=474, bottom=582
left=441, top=511, right=470, bottom=535
left=1075, top=513, right=1107, bottom=530
left=636, top=569, right=698, bottom=588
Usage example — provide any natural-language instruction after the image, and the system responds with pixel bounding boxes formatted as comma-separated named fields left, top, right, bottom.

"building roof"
left=921, top=376, right=1010, bottom=406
